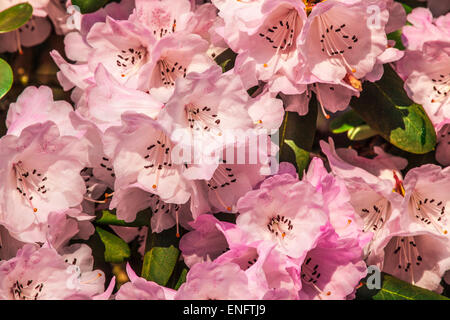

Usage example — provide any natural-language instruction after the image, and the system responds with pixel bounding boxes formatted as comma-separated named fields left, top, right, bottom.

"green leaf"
left=0, top=58, right=13, bottom=99
left=220, top=59, right=232, bottom=73
left=142, top=245, right=179, bottom=286
left=95, top=227, right=130, bottom=263
left=71, top=0, right=110, bottom=14
left=174, top=268, right=188, bottom=290
left=284, top=140, right=310, bottom=178
left=0, top=2, right=33, bottom=33
left=401, top=3, right=413, bottom=14
left=214, top=48, right=237, bottom=73
left=350, top=64, right=436, bottom=154
left=96, top=210, right=150, bottom=227
left=279, top=95, right=318, bottom=168
left=358, top=273, right=449, bottom=300
left=399, top=0, right=426, bottom=10
left=347, top=124, right=378, bottom=141
left=387, top=29, right=405, bottom=51
left=330, top=110, right=365, bottom=134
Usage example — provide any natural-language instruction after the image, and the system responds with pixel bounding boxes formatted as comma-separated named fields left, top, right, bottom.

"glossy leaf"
left=350, top=64, right=436, bottom=154
left=284, top=139, right=310, bottom=178
left=373, top=275, right=449, bottom=300
left=357, top=273, right=449, bottom=300
left=71, top=0, right=110, bottom=14
left=279, top=95, right=318, bottom=168
left=347, top=124, right=378, bottom=141
left=95, top=227, right=130, bottom=263
left=214, top=48, right=237, bottom=73
left=330, top=110, right=365, bottom=134
left=0, top=58, right=13, bottom=99
left=0, top=3, right=33, bottom=33
left=96, top=210, right=150, bottom=227
left=141, top=245, right=179, bottom=286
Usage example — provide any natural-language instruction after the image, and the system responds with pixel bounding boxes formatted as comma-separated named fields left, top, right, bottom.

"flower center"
left=146, top=6, right=177, bottom=39
left=360, top=199, right=390, bottom=233
left=301, top=256, right=332, bottom=298
left=207, top=164, right=236, bottom=212
left=411, top=191, right=447, bottom=235
left=143, top=132, right=173, bottom=190
left=149, top=193, right=181, bottom=237
left=186, top=103, right=221, bottom=135
left=158, top=58, right=187, bottom=86
left=258, top=8, right=302, bottom=54
left=391, top=236, right=422, bottom=284
left=267, top=214, right=293, bottom=239
left=116, top=46, right=147, bottom=78
left=316, top=15, right=358, bottom=74
left=11, top=280, right=44, bottom=300
left=13, top=161, right=48, bottom=213
left=430, top=72, right=450, bottom=104
left=303, top=0, right=326, bottom=15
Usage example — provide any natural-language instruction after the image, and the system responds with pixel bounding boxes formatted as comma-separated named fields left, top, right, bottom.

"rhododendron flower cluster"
left=0, top=0, right=449, bottom=301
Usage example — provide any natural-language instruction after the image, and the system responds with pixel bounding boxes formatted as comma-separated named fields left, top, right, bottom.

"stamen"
left=80, top=273, right=103, bottom=285
left=344, top=73, right=362, bottom=91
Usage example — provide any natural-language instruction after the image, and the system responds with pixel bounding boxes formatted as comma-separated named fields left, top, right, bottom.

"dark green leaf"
left=399, top=0, right=426, bottom=10
left=214, top=48, right=237, bottom=73
left=141, top=245, right=179, bottom=286
left=279, top=95, right=317, bottom=170
left=72, top=0, right=110, bottom=14
left=95, top=227, right=130, bottom=263
left=0, top=58, right=13, bottom=99
left=350, top=64, right=436, bottom=154
left=0, top=3, right=33, bottom=33
left=357, top=273, right=449, bottom=300
left=284, top=140, right=310, bottom=178
left=330, top=110, right=365, bottom=134
left=96, top=210, right=150, bottom=227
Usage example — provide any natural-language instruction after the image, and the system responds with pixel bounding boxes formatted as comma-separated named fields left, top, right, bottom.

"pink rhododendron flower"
left=128, top=0, right=194, bottom=40
left=298, top=0, right=389, bottom=83
left=0, top=122, right=87, bottom=243
left=105, top=113, right=191, bottom=204
left=217, top=241, right=301, bottom=299
left=297, top=230, right=367, bottom=300
left=175, top=261, right=256, bottom=299
left=0, top=244, right=106, bottom=300
left=82, top=65, right=164, bottom=132
left=6, top=86, right=76, bottom=137
left=304, top=157, right=368, bottom=243
left=179, top=214, right=242, bottom=267
left=397, top=41, right=450, bottom=128
left=236, top=171, right=328, bottom=258
left=213, top=0, right=308, bottom=95
left=369, top=230, right=450, bottom=292
left=320, top=138, right=406, bottom=254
